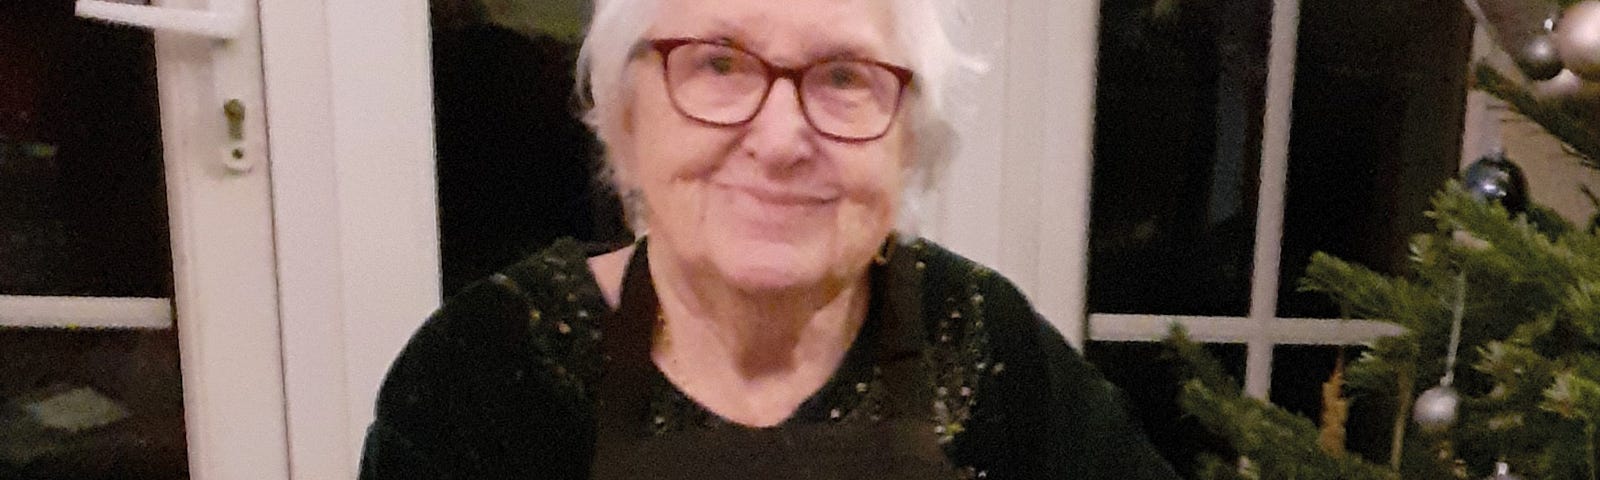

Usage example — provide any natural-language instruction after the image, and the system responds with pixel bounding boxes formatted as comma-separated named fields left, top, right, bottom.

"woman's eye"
left=707, top=56, right=735, bottom=74
left=826, top=67, right=864, bottom=88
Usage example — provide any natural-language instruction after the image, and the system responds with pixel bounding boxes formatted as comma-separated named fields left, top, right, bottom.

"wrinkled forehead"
left=646, top=0, right=902, bottom=66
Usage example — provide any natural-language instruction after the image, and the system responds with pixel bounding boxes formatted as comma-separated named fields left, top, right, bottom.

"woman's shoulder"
left=374, top=238, right=622, bottom=417
left=445, top=236, right=622, bottom=379
left=486, top=237, right=618, bottom=323
left=903, top=237, right=1086, bottom=386
left=411, top=238, right=615, bottom=348
left=898, top=237, right=1062, bottom=441
left=908, top=238, right=1179, bottom=478
left=364, top=239, right=620, bottom=478
left=899, top=237, right=1037, bottom=331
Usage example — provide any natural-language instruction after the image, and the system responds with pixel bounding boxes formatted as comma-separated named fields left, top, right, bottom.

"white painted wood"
left=151, top=0, right=290, bottom=475
left=257, top=0, right=352, bottom=478
left=1032, top=0, right=1101, bottom=349
left=1089, top=314, right=1407, bottom=345
left=1243, top=0, right=1302, bottom=400
left=74, top=0, right=245, bottom=39
left=1000, top=1, right=1045, bottom=295
left=259, top=0, right=440, bottom=474
left=931, top=0, right=1099, bottom=350
left=325, top=0, right=440, bottom=465
left=0, top=296, right=172, bottom=329
left=931, top=2, right=1006, bottom=269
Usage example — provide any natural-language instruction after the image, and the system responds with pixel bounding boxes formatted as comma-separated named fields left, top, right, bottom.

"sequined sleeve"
left=914, top=242, right=1180, bottom=479
left=359, top=239, right=611, bottom=479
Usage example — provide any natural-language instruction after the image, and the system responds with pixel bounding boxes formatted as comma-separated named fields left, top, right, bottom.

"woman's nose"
left=739, top=78, right=816, bottom=166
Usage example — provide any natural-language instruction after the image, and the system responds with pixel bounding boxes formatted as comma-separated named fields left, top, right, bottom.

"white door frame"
left=258, top=0, right=439, bottom=477
left=152, top=0, right=289, bottom=477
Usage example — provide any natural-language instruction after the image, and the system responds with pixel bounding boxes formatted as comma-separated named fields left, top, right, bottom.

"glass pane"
left=1087, top=0, right=1271, bottom=316
left=1, top=1, right=187, bottom=478
left=0, top=329, right=187, bottom=479
left=1276, top=0, right=1472, bottom=318
left=1085, top=341, right=1244, bottom=478
left=0, top=1, right=172, bottom=298
left=430, top=0, right=631, bottom=297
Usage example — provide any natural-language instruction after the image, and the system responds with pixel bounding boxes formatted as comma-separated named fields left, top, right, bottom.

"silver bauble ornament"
left=1484, top=461, right=1525, bottom=480
left=1514, top=35, right=1566, bottom=81
left=1476, top=0, right=1565, bottom=80
left=1413, top=384, right=1461, bottom=432
left=1555, top=0, right=1600, bottom=81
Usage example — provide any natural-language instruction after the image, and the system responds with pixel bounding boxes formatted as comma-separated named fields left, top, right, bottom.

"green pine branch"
left=1176, top=182, right=1600, bottom=478
left=1165, top=327, right=1399, bottom=480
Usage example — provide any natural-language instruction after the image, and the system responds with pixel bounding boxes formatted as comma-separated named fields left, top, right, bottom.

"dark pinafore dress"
left=589, top=243, right=962, bottom=480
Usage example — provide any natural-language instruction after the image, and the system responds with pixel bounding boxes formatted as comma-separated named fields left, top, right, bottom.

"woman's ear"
left=905, top=116, right=953, bottom=188
left=614, top=88, right=642, bottom=167
left=599, top=95, right=639, bottom=185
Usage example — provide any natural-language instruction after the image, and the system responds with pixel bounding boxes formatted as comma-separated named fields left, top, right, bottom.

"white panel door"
left=1, top=1, right=287, bottom=479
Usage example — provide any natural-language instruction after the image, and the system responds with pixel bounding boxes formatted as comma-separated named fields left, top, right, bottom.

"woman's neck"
left=647, top=243, right=871, bottom=380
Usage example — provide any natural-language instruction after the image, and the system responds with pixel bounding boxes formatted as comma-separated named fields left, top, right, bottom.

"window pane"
left=1276, top=0, right=1472, bottom=318
left=1088, top=0, right=1271, bottom=316
left=430, top=0, right=631, bottom=297
left=1, top=3, right=187, bottom=478
left=0, top=0, right=171, bottom=298
left=0, top=329, right=187, bottom=479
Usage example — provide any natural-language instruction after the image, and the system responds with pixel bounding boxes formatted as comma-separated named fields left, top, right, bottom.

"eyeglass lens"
left=663, top=42, right=903, bottom=140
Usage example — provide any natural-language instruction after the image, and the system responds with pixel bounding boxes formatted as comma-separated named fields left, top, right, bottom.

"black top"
left=359, top=237, right=1179, bottom=479
left=589, top=239, right=957, bottom=479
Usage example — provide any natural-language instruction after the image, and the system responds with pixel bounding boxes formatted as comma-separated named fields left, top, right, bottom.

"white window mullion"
left=1089, top=314, right=1404, bottom=345
left=1243, top=0, right=1304, bottom=400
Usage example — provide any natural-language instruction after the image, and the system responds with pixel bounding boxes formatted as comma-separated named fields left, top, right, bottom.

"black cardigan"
left=359, top=237, right=1179, bottom=479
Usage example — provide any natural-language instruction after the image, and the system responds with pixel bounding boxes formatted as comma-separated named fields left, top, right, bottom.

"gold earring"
left=873, top=233, right=897, bottom=266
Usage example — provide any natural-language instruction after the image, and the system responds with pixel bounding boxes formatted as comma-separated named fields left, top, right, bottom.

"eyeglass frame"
left=636, top=38, right=916, bottom=142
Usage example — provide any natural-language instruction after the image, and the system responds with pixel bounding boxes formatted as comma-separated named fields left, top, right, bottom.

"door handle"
left=73, top=0, right=256, bottom=173
left=74, top=0, right=243, bottom=40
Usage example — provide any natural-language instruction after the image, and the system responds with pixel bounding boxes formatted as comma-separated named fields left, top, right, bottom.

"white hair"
left=575, top=0, right=985, bottom=236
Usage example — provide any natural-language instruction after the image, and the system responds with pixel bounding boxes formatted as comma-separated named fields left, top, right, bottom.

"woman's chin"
left=711, top=241, right=832, bottom=293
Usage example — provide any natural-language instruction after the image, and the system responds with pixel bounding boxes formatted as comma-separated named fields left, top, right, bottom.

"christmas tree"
left=1168, top=0, right=1600, bottom=478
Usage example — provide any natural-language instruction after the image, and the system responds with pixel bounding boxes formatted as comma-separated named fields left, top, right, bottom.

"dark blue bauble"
left=1461, top=153, right=1530, bottom=215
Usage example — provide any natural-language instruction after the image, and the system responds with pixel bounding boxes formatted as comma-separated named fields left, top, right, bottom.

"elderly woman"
left=360, top=0, right=1178, bottom=478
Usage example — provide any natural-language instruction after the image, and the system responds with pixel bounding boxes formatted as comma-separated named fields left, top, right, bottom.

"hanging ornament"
left=1483, top=461, right=1525, bottom=480
left=1416, top=273, right=1469, bottom=433
left=1461, top=153, right=1531, bottom=215
left=1555, top=0, right=1600, bottom=81
left=1471, top=0, right=1564, bottom=80
left=1413, top=384, right=1462, bottom=432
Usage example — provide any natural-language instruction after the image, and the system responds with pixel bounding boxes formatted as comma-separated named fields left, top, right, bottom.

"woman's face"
left=620, top=0, right=910, bottom=293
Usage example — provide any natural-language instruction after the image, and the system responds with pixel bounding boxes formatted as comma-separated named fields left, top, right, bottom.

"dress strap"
left=868, top=237, right=933, bottom=420
left=594, top=239, right=657, bottom=439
